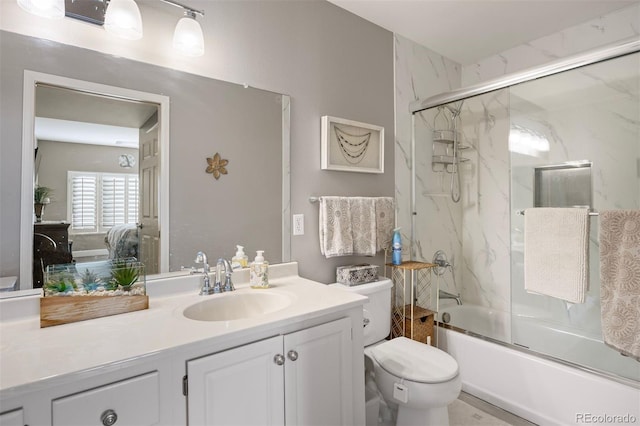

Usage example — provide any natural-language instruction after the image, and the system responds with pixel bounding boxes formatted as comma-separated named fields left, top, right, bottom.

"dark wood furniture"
left=33, top=222, right=72, bottom=288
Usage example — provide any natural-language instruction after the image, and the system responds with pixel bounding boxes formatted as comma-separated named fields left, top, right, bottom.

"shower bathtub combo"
left=408, top=37, right=640, bottom=425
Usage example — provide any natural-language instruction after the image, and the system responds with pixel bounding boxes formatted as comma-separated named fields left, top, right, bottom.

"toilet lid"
left=370, top=337, right=459, bottom=383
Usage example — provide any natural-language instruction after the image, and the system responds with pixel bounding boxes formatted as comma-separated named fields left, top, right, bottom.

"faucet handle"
left=181, top=266, right=198, bottom=275
left=224, top=274, right=234, bottom=292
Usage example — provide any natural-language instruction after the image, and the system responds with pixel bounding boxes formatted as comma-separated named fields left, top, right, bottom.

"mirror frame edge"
left=19, top=70, right=171, bottom=289
left=281, top=95, right=291, bottom=263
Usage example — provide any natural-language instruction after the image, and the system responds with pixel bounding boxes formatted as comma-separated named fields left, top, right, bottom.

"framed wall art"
left=321, top=116, right=384, bottom=173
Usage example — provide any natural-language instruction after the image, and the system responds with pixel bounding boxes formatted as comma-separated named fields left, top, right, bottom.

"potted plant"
left=110, top=260, right=142, bottom=292
left=34, top=185, right=53, bottom=222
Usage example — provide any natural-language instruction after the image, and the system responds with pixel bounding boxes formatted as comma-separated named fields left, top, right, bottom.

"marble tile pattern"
left=459, top=90, right=511, bottom=313
left=393, top=34, right=461, bottom=300
left=461, top=3, right=640, bottom=86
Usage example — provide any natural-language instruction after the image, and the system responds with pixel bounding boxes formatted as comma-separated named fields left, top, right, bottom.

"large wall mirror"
left=21, top=71, right=171, bottom=289
left=1, top=31, right=291, bottom=290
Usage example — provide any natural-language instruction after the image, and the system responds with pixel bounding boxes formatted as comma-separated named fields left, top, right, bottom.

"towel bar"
left=516, top=209, right=599, bottom=216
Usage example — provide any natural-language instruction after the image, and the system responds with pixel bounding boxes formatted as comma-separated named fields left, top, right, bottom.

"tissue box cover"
left=336, top=264, right=379, bottom=286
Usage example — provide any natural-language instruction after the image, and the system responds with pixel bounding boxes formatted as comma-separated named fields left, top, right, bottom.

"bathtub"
left=438, top=303, right=511, bottom=342
left=436, top=304, right=640, bottom=426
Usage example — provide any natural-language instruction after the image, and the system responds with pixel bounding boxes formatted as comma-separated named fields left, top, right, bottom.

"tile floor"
left=449, top=392, right=536, bottom=426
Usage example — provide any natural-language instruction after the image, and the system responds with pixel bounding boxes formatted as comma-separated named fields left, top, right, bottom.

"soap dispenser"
left=250, top=250, right=269, bottom=289
left=231, top=245, right=249, bottom=269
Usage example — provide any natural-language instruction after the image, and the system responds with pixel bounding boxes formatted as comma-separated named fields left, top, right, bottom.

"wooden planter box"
left=40, top=295, right=149, bottom=328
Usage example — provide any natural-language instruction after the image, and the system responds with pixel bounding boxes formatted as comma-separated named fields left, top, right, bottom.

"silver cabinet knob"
left=101, top=409, right=118, bottom=426
left=274, top=354, right=285, bottom=365
left=363, top=318, right=370, bottom=328
left=287, top=350, right=298, bottom=361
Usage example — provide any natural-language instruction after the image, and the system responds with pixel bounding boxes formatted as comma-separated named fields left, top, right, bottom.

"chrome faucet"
left=439, top=289, right=462, bottom=305
left=195, top=251, right=218, bottom=295
left=215, top=258, right=235, bottom=292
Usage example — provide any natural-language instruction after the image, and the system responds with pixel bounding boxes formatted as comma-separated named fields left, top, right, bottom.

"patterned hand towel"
left=350, top=197, right=377, bottom=256
left=319, top=197, right=353, bottom=258
left=524, top=208, right=590, bottom=304
left=375, top=197, right=395, bottom=252
left=599, top=210, right=640, bottom=361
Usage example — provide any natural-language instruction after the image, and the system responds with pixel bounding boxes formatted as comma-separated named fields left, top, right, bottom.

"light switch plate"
left=293, top=214, right=304, bottom=236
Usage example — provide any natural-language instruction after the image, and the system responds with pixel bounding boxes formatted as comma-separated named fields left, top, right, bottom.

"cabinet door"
left=284, top=317, right=353, bottom=426
left=187, top=336, right=284, bottom=426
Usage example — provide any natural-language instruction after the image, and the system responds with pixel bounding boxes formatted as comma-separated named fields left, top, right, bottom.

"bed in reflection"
left=105, top=224, right=139, bottom=260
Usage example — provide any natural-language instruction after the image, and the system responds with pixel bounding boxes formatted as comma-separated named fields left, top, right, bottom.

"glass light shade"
left=17, top=0, right=64, bottom=19
left=173, top=16, right=204, bottom=57
left=104, top=0, right=143, bottom=41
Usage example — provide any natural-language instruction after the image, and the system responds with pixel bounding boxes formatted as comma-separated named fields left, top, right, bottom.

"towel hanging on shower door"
left=599, top=209, right=640, bottom=361
left=524, top=207, right=590, bottom=304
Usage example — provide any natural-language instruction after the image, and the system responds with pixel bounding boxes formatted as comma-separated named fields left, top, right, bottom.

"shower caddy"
left=431, top=104, right=469, bottom=203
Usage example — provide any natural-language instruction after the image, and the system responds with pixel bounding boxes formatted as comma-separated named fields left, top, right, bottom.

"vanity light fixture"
left=16, top=0, right=65, bottom=19
left=160, top=0, right=205, bottom=57
left=104, top=0, right=143, bottom=40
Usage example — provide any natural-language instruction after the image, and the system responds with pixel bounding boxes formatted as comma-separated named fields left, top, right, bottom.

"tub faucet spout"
left=439, top=289, right=462, bottom=305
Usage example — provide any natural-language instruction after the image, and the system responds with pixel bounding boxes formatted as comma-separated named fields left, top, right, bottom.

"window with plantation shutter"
left=69, top=172, right=97, bottom=232
left=68, top=171, right=139, bottom=233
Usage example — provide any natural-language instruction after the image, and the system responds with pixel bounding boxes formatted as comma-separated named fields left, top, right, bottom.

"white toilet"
left=332, top=278, right=461, bottom=426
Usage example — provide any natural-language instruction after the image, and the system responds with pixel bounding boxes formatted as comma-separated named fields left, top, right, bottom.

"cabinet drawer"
left=0, top=408, right=24, bottom=426
left=52, top=371, right=159, bottom=426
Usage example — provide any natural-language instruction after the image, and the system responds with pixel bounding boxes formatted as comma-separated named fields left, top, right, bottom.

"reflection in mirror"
left=21, top=71, right=171, bottom=289
left=34, top=85, right=162, bottom=288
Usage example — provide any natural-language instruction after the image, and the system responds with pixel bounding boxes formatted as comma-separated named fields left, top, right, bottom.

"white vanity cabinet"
left=187, top=317, right=353, bottom=426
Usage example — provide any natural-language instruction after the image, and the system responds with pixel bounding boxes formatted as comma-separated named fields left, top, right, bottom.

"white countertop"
left=0, top=263, right=366, bottom=393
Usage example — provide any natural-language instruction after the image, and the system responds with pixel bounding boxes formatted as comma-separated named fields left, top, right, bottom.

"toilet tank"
left=330, top=278, right=393, bottom=346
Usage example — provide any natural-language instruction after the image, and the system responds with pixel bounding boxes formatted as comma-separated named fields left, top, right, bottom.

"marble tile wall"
left=393, top=34, right=461, bottom=299
left=458, top=90, right=511, bottom=312
left=462, top=3, right=640, bottom=86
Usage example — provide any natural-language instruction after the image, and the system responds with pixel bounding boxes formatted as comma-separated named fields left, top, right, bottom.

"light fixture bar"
left=159, top=0, right=204, bottom=17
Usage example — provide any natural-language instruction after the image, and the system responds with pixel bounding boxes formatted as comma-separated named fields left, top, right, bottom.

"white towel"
left=319, top=197, right=353, bottom=257
left=599, top=210, right=640, bottom=361
left=524, top=208, right=590, bottom=303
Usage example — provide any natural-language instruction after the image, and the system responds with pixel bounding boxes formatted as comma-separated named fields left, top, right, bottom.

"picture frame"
left=321, top=116, right=384, bottom=173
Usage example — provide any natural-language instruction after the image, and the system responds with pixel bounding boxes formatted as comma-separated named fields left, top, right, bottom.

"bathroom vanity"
left=0, top=263, right=367, bottom=426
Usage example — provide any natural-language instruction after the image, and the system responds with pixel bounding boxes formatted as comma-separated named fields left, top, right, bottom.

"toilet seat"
left=370, top=337, right=459, bottom=383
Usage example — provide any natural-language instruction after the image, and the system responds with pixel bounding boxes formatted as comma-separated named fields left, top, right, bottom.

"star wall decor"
left=205, top=152, right=229, bottom=180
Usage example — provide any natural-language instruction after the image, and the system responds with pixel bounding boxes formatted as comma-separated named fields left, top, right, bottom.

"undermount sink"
left=183, top=291, right=292, bottom=322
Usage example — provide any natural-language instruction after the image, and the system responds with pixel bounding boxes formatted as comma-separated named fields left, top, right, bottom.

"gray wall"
left=0, top=1, right=394, bottom=284
left=37, top=141, right=139, bottom=251
left=37, top=140, right=138, bottom=223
